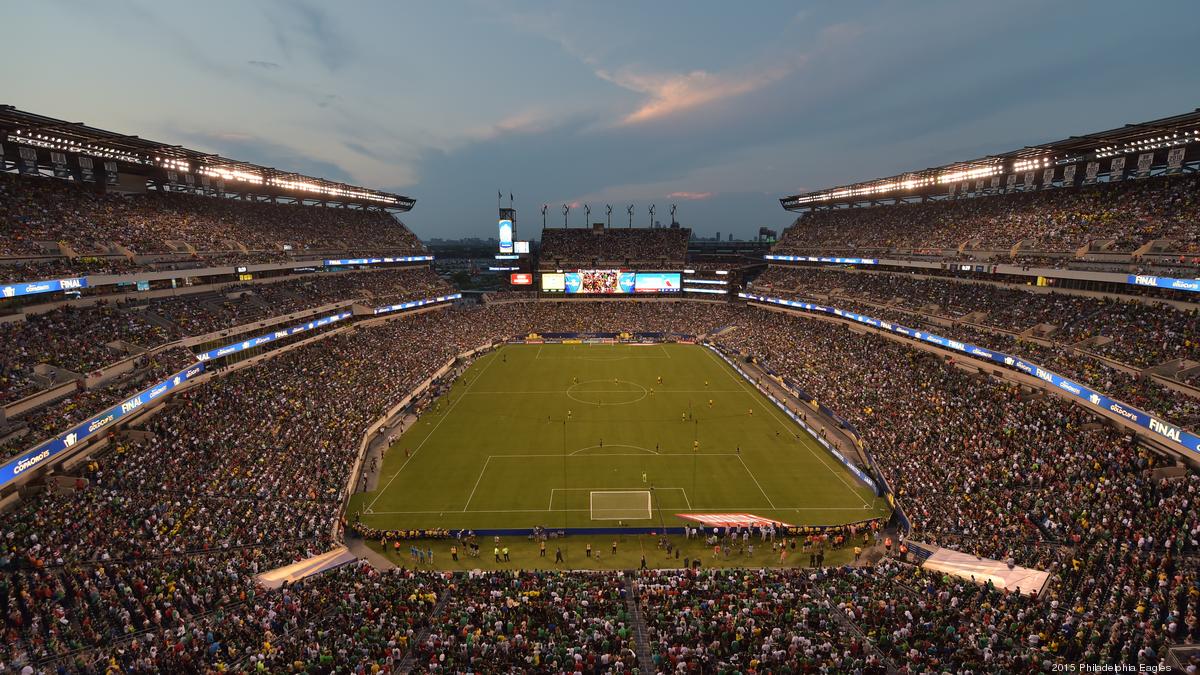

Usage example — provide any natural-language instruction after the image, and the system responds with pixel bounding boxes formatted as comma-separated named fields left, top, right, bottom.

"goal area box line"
left=590, top=490, right=652, bottom=520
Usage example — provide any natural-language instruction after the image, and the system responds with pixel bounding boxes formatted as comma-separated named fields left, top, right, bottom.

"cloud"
left=266, top=0, right=356, bottom=72
left=667, top=191, right=714, bottom=201
left=599, top=65, right=795, bottom=125
left=247, top=60, right=281, bottom=70
left=168, top=128, right=357, bottom=184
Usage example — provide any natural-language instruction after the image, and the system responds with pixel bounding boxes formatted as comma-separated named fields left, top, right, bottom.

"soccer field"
left=348, top=342, right=889, bottom=531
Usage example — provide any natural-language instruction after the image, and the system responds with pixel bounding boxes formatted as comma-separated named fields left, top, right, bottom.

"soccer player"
left=555, top=547, right=563, bottom=563
left=642, top=472, right=648, bottom=484
left=657, top=376, right=662, bottom=384
left=747, top=408, right=753, bottom=416
left=708, top=399, right=713, bottom=408
left=540, top=541, right=546, bottom=557
left=693, top=440, right=699, bottom=452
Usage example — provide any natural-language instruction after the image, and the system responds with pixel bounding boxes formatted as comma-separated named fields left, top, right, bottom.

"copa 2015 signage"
left=1, top=277, right=88, bottom=299
left=323, top=256, right=434, bottom=266
left=0, top=362, right=206, bottom=489
left=195, top=312, right=354, bottom=361
left=372, top=293, right=462, bottom=315
left=1127, top=275, right=1200, bottom=293
left=739, top=292, right=1200, bottom=457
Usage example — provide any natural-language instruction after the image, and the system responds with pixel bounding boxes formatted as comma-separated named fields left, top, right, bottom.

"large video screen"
left=634, top=272, right=681, bottom=293
left=565, top=270, right=636, bottom=294
left=498, top=219, right=513, bottom=253
left=541, top=273, right=565, bottom=292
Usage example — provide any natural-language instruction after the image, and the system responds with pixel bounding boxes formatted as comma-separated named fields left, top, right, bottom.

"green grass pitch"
left=347, top=343, right=889, bottom=531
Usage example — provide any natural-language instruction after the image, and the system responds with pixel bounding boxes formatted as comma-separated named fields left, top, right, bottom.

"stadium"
left=3, top=6, right=1200, bottom=673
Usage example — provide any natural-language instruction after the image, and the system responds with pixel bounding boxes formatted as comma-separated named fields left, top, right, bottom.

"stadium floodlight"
left=670, top=203, right=677, bottom=224
left=541, top=204, right=548, bottom=228
left=648, top=204, right=656, bottom=227
left=562, top=203, right=570, bottom=228
left=627, top=204, right=634, bottom=228
left=584, top=204, right=591, bottom=227
left=605, top=204, right=612, bottom=227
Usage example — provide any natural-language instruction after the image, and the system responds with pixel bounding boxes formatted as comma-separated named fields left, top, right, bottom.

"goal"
left=589, top=490, right=653, bottom=520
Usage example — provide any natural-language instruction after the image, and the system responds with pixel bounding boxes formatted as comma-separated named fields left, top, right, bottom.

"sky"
left=4, top=0, right=1199, bottom=240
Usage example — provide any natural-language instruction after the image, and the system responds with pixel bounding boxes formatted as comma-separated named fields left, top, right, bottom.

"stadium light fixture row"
left=11, top=130, right=145, bottom=165
left=1094, top=130, right=1199, bottom=159
left=791, top=129, right=1199, bottom=205
left=9, top=130, right=400, bottom=205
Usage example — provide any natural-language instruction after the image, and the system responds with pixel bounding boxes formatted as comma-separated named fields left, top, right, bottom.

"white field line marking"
left=569, top=444, right=659, bottom=456
left=549, top=486, right=690, bottom=510
left=366, top=349, right=501, bottom=511
left=702, top=347, right=871, bottom=508
left=462, top=456, right=492, bottom=512
left=365, top=505, right=869, bottom=515
left=464, top=389, right=742, bottom=394
left=737, top=453, right=777, bottom=510
left=485, top=453, right=736, bottom=458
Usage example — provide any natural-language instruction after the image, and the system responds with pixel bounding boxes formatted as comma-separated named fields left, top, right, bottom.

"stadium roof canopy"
left=781, top=108, right=1200, bottom=211
left=0, top=105, right=414, bottom=211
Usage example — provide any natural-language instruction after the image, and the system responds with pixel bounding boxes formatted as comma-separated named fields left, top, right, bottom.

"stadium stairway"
left=821, top=590, right=899, bottom=674
left=397, top=592, right=451, bottom=674
left=624, top=577, right=655, bottom=673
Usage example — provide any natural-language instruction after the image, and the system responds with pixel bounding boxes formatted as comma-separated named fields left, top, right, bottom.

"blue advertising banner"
left=0, top=362, right=206, bottom=489
left=195, top=312, right=353, bottom=362
left=739, top=292, right=1200, bottom=456
left=1127, top=274, right=1200, bottom=293
left=323, top=256, right=434, bottom=266
left=764, top=255, right=878, bottom=265
left=0, top=277, right=88, bottom=299
left=372, top=293, right=462, bottom=316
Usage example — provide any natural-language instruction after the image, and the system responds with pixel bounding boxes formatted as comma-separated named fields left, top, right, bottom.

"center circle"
left=566, top=379, right=648, bottom=406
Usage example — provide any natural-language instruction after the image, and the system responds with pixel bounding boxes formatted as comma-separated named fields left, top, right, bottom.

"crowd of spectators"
left=774, top=173, right=1200, bottom=254
left=540, top=227, right=691, bottom=265
left=143, top=266, right=450, bottom=337
left=753, top=265, right=1200, bottom=369
left=413, top=571, right=637, bottom=672
left=639, top=567, right=885, bottom=672
left=0, top=346, right=195, bottom=461
left=1, top=298, right=1198, bottom=672
left=0, top=304, right=172, bottom=392
left=0, top=266, right=448, bottom=402
left=0, top=172, right=424, bottom=257
left=715, top=306, right=1199, bottom=665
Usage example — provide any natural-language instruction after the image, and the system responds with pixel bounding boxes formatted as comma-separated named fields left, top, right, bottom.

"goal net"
left=590, top=490, right=652, bottom=520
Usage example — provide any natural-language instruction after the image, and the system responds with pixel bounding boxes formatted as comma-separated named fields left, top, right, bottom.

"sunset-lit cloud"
left=667, top=191, right=715, bottom=200
left=599, top=65, right=794, bottom=125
